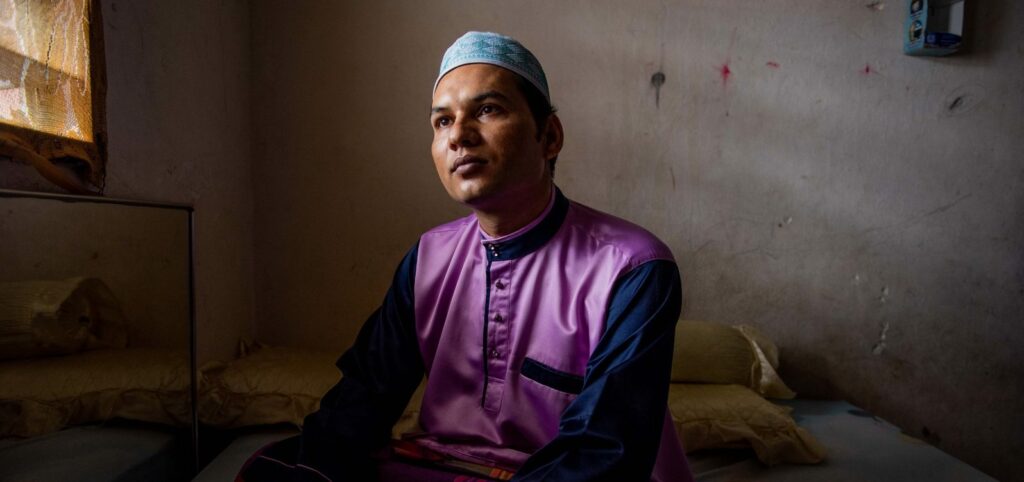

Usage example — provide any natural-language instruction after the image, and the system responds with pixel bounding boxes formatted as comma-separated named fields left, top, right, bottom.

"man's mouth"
left=451, top=155, right=487, bottom=173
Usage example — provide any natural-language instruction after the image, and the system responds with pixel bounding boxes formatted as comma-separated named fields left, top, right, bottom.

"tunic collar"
left=479, top=186, right=569, bottom=261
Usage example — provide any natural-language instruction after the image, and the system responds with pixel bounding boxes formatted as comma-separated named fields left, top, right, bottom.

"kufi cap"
left=434, top=31, right=550, bottom=102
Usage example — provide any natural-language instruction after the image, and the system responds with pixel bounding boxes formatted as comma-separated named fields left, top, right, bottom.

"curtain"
left=0, top=0, right=106, bottom=194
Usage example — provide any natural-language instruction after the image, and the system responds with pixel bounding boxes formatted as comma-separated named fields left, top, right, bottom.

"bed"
left=688, top=399, right=994, bottom=481
left=0, top=421, right=190, bottom=482
left=0, top=189, right=198, bottom=481
left=191, top=321, right=996, bottom=481
left=0, top=345, right=195, bottom=481
left=194, top=398, right=994, bottom=481
left=0, top=281, right=195, bottom=482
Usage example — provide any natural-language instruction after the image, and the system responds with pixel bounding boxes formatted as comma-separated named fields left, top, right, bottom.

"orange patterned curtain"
left=0, top=0, right=106, bottom=194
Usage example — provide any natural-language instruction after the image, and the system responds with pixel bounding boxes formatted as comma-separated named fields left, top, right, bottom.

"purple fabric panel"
left=412, top=197, right=679, bottom=476
left=413, top=215, right=483, bottom=374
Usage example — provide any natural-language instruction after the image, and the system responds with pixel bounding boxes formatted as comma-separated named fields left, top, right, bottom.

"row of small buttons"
left=486, top=243, right=501, bottom=259
left=483, top=241, right=507, bottom=403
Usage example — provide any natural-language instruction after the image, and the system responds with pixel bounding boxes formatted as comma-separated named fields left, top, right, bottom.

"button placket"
left=484, top=256, right=512, bottom=413
left=487, top=261, right=512, bottom=366
left=481, top=241, right=515, bottom=413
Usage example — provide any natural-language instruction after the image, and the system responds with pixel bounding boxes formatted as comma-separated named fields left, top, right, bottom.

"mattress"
left=0, top=422, right=187, bottom=482
left=194, top=400, right=996, bottom=482
left=690, top=399, right=995, bottom=481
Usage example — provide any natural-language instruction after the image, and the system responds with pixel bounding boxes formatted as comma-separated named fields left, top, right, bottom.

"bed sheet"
left=0, top=422, right=186, bottom=482
left=690, top=399, right=995, bottom=481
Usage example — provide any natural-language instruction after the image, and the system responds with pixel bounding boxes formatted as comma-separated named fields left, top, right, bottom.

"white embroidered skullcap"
left=434, top=31, right=550, bottom=102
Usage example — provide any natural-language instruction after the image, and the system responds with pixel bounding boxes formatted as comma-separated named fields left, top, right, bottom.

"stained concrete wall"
left=100, top=0, right=255, bottom=364
left=251, top=1, right=1023, bottom=479
left=1, top=0, right=255, bottom=363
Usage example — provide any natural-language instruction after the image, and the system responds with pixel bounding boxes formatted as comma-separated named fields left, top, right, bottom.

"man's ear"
left=542, top=114, right=564, bottom=161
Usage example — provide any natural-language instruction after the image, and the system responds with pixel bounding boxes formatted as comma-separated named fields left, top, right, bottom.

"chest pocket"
left=521, top=357, right=584, bottom=395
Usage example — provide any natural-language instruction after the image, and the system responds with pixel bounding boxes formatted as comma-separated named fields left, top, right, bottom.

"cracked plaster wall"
left=250, top=1, right=1023, bottom=479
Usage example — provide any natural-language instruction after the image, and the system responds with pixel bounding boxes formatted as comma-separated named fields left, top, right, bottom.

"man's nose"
left=448, top=118, right=481, bottom=150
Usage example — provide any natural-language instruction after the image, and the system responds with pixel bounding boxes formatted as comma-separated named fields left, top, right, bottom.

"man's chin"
left=447, top=180, right=490, bottom=203
left=450, top=191, right=488, bottom=208
left=448, top=186, right=498, bottom=210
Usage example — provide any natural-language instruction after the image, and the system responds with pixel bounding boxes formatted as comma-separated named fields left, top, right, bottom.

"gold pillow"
left=0, top=348, right=190, bottom=438
left=672, top=320, right=795, bottom=399
left=668, top=383, right=826, bottom=465
left=0, top=278, right=129, bottom=360
left=198, top=343, right=340, bottom=428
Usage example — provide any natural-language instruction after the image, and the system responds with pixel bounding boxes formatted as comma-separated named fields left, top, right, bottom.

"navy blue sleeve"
left=512, top=259, right=682, bottom=482
left=295, top=242, right=424, bottom=480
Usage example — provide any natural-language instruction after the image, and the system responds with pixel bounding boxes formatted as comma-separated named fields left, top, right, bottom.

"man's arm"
left=513, top=259, right=681, bottom=481
left=295, top=242, right=425, bottom=480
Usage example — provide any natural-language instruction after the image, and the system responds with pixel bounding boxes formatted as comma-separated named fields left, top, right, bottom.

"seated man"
left=238, top=31, right=693, bottom=482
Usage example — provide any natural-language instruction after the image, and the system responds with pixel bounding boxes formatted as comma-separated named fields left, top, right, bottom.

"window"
left=0, top=0, right=106, bottom=194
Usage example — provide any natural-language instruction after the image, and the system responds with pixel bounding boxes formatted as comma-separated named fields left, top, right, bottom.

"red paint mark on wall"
left=863, top=64, right=873, bottom=74
left=719, top=27, right=738, bottom=87
left=766, top=61, right=780, bottom=69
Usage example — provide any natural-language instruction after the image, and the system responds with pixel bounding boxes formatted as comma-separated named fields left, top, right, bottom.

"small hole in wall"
left=650, top=72, right=666, bottom=87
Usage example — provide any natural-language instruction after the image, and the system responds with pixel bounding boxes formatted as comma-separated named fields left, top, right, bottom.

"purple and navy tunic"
left=298, top=188, right=693, bottom=481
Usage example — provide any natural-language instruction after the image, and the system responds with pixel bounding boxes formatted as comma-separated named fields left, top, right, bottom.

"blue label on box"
left=926, top=32, right=962, bottom=48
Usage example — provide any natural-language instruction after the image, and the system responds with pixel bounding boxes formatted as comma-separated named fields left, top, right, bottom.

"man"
left=239, top=31, right=693, bottom=482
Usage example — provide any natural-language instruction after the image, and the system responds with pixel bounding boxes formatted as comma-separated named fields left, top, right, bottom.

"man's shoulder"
left=565, top=199, right=675, bottom=268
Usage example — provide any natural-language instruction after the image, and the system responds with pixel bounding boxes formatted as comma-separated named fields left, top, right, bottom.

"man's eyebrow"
left=430, top=91, right=511, bottom=115
left=472, top=90, right=510, bottom=103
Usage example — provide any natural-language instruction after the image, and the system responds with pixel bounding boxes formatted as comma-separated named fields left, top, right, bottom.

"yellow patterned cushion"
left=0, top=348, right=190, bottom=438
left=0, top=278, right=128, bottom=360
left=672, top=320, right=795, bottom=399
left=669, top=383, right=826, bottom=465
left=198, top=344, right=340, bottom=428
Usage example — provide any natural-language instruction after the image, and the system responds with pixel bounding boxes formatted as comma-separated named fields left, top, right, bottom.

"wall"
left=1, top=0, right=255, bottom=363
left=251, top=1, right=1023, bottom=479
left=101, top=0, right=255, bottom=364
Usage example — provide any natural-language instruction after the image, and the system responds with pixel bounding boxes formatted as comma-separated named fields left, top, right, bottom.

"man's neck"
left=474, top=183, right=554, bottom=238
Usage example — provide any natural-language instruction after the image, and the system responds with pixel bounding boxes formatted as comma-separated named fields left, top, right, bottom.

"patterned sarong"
left=235, top=436, right=513, bottom=482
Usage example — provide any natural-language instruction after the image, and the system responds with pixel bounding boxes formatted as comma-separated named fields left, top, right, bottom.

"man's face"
left=430, top=64, right=554, bottom=210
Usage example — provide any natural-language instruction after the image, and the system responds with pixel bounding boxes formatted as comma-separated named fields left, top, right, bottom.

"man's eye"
left=435, top=117, right=452, bottom=128
left=479, top=105, right=498, bottom=115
